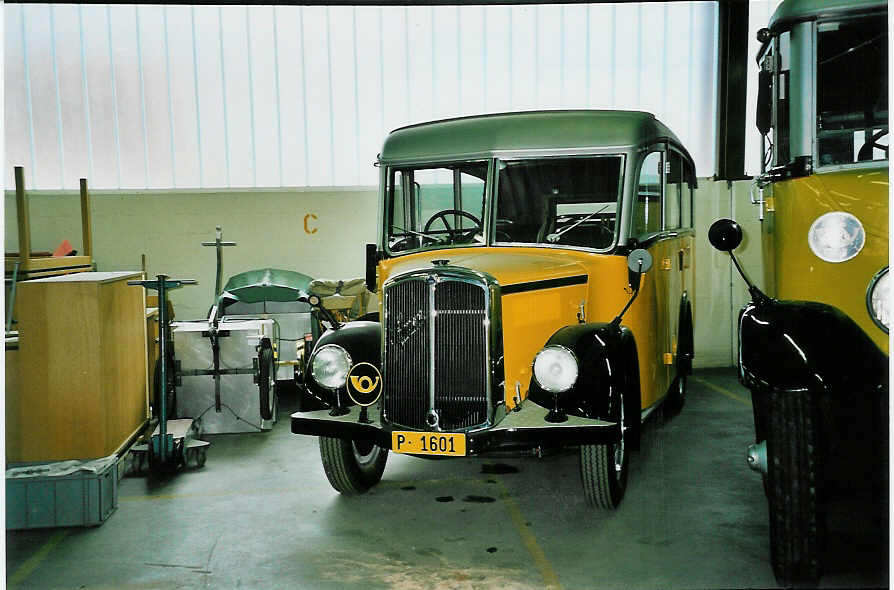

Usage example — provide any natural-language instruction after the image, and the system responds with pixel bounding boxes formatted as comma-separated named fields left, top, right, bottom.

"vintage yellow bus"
left=709, top=0, right=888, bottom=584
left=293, top=110, right=697, bottom=509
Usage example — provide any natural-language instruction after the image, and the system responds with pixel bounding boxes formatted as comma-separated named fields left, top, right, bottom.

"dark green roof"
left=769, top=0, right=886, bottom=33
left=219, top=268, right=313, bottom=304
left=379, top=110, right=685, bottom=164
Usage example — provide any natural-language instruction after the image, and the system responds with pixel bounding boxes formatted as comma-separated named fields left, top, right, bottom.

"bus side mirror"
left=626, top=248, right=653, bottom=292
left=708, top=219, right=743, bottom=252
left=756, top=70, right=772, bottom=136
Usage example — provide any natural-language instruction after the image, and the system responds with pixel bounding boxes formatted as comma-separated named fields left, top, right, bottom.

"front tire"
left=667, top=375, right=687, bottom=415
left=580, top=387, right=628, bottom=509
left=319, top=437, right=388, bottom=495
left=258, top=339, right=275, bottom=421
left=767, top=389, right=824, bottom=585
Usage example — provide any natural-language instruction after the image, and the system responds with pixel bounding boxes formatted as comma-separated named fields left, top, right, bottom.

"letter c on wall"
left=304, top=213, right=318, bottom=234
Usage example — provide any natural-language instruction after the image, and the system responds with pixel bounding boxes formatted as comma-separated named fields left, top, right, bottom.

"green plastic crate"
left=6, top=457, right=119, bottom=529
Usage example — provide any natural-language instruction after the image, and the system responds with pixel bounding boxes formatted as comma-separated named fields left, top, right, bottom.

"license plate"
left=392, top=431, right=467, bottom=456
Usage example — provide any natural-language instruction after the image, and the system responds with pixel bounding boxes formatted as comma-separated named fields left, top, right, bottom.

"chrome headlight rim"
left=533, top=344, right=580, bottom=394
left=866, top=266, right=889, bottom=334
left=309, top=344, right=353, bottom=391
left=807, top=211, right=866, bottom=264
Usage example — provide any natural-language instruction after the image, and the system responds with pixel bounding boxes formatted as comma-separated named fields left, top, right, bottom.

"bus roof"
left=379, top=110, right=686, bottom=164
left=769, top=0, right=887, bottom=34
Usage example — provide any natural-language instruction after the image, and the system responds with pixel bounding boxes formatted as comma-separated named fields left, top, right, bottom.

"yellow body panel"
left=378, top=241, right=694, bottom=411
left=762, top=167, right=889, bottom=353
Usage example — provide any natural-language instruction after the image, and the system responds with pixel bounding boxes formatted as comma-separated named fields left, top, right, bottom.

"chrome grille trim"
left=382, top=267, right=501, bottom=432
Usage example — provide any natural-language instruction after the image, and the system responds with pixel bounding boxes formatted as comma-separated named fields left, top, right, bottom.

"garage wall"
left=5, top=177, right=762, bottom=368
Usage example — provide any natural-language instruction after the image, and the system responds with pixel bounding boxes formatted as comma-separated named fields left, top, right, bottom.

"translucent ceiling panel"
left=508, top=6, right=537, bottom=113
left=219, top=6, right=253, bottom=188
left=164, top=5, right=201, bottom=189
left=6, top=2, right=721, bottom=189
left=275, top=6, right=308, bottom=188
left=247, top=6, right=280, bottom=188
left=534, top=6, right=562, bottom=109
left=586, top=5, right=616, bottom=111
left=193, top=7, right=228, bottom=189
left=457, top=7, right=486, bottom=118
left=52, top=4, right=90, bottom=190
left=484, top=6, right=512, bottom=114
left=561, top=5, right=590, bottom=109
left=6, top=6, right=33, bottom=189
left=22, top=4, right=63, bottom=190
left=134, top=5, right=173, bottom=189
left=330, top=6, right=361, bottom=186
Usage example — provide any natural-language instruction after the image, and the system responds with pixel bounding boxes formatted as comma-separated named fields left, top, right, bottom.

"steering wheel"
left=422, top=209, right=482, bottom=243
left=858, top=129, right=889, bottom=161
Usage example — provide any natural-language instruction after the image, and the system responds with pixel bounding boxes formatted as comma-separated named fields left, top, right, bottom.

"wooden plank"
left=4, top=256, right=93, bottom=273
left=80, top=178, right=93, bottom=258
left=5, top=266, right=93, bottom=280
left=14, top=167, right=31, bottom=271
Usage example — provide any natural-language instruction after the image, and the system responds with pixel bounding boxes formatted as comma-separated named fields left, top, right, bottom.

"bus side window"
left=665, top=150, right=683, bottom=230
left=633, top=151, right=663, bottom=237
left=681, top=158, right=695, bottom=229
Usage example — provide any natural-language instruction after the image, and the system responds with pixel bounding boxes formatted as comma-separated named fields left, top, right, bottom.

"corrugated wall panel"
left=5, top=2, right=726, bottom=190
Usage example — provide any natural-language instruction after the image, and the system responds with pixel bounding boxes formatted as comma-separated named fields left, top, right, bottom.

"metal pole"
left=157, top=274, right=169, bottom=463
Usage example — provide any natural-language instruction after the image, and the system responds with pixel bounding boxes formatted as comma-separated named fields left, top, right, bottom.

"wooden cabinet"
left=7, top=272, right=149, bottom=462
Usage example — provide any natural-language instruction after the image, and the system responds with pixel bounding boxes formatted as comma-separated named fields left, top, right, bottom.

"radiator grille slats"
left=434, top=281, right=487, bottom=430
left=383, top=275, right=489, bottom=431
left=383, top=280, right=430, bottom=429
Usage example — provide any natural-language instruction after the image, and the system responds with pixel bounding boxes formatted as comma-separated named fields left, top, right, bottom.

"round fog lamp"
left=867, top=267, right=889, bottom=333
left=311, top=344, right=352, bottom=390
left=533, top=346, right=579, bottom=394
left=807, top=211, right=865, bottom=263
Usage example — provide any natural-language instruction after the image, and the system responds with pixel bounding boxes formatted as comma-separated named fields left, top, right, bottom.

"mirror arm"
left=610, top=285, right=640, bottom=330
left=728, top=251, right=770, bottom=305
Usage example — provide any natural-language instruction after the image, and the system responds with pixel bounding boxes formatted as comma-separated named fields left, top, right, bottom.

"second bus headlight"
left=533, top=345, right=579, bottom=394
left=310, top=344, right=352, bottom=390
left=867, top=267, right=889, bottom=333
left=807, top=211, right=865, bottom=263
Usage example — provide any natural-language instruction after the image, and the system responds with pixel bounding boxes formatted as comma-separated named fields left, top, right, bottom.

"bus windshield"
left=493, top=155, right=624, bottom=251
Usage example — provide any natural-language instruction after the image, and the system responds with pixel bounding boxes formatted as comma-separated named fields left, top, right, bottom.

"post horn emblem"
left=345, top=362, right=383, bottom=407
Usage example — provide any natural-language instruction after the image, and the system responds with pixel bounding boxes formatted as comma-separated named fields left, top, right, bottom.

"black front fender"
left=528, top=323, right=641, bottom=448
left=739, top=299, right=887, bottom=395
left=302, top=320, right=381, bottom=409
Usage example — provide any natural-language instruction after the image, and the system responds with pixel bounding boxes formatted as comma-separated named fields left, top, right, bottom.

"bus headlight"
left=533, top=345, right=579, bottom=394
left=867, top=267, right=889, bottom=333
left=310, top=344, right=352, bottom=390
left=807, top=211, right=865, bottom=263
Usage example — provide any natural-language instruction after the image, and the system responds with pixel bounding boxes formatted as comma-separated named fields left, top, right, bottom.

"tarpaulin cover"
left=218, top=268, right=313, bottom=304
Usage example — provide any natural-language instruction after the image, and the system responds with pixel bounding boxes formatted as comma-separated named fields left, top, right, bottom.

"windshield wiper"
left=819, top=32, right=886, bottom=66
left=546, top=205, right=610, bottom=243
left=391, top=225, right=430, bottom=239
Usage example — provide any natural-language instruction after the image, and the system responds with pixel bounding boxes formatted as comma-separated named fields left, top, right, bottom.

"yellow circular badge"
left=345, top=362, right=383, bottom=407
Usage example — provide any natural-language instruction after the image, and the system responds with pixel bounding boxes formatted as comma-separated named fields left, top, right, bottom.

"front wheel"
left=258, top=339, right=275, bottom=421
left=580, top=389, right=628, bottom=509
left=666, top=375, right=687, bottom=415
left=767, top=389, right=824, bottom=585
left=319, top=437, right=388, bottom=495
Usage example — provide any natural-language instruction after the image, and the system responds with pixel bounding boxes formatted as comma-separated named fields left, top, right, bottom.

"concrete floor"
left=7, top=368, right=887, bottom=589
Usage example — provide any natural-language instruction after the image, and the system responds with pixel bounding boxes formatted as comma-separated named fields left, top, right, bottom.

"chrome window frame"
left=490, top=151, right=627, bottom=254
left=381, top=159, right=493, bottom=258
